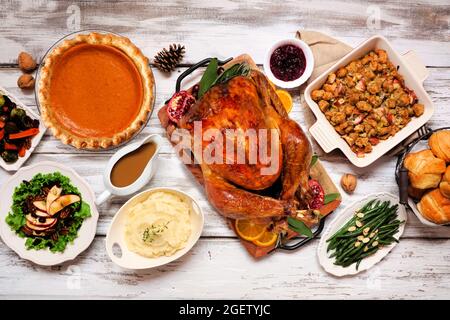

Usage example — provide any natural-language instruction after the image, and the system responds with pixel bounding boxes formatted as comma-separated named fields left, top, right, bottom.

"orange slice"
left=276, top=89, right=293, bottom=113
left=235, top=219, right=267, bottom=241
left=253, top=230, right=278, bottom=247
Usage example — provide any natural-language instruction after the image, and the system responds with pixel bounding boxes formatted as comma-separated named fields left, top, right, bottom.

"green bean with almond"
left=326, top=200, right=404, bottom=270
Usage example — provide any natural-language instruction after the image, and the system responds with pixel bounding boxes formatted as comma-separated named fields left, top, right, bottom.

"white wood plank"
left=0, top=237, right=449, bottom=299
left=0, top=0, right=449, bottom=66
left=0, top=65, right=449, bottom=238
left=1, top=0, right=449, bottom=300
left=0, top=66, right=449, bottom=156
left=1, top=153, right=449, bottom=238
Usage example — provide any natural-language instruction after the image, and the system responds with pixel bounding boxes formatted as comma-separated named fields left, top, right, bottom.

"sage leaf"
left=287, top=217, right=313, bottom=238
left=212, top=63, right=250, bottom=87
left=198, top=58, right=218, bottom=98
left=310, top=154, right=319, bottom=167
left=324, top=193, right=340, bottom=204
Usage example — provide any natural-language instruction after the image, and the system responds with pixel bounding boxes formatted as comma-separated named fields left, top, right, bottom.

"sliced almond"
left=363, top=227, right=370, bottom=235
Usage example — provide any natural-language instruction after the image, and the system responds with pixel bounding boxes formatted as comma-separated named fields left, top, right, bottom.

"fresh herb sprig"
left=197, top=59, right=251, bottom=98
left=310, top=154, right=319, bottom=167
left=324, top=193, right=340, bottom=205
left=212, top=63, right=250, bottom=87
left=198, top=58, right=218, bottom=98
left=142, top=222, right=170, bottom=244
left=287, top=217, right=313, bottom=238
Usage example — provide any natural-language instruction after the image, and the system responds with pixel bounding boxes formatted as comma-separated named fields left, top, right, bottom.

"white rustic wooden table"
left=0, top=0, right=449, bottom=299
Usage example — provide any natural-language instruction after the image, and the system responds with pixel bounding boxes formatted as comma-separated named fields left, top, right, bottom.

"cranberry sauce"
left=270, top=44, right=306, bottom=82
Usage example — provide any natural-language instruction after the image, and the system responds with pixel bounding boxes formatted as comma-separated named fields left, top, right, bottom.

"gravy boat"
left=96, top=134, right=163, bottom=205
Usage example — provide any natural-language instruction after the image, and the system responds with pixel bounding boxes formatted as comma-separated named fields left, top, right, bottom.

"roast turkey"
left=177, top=69, right=314, bottom=223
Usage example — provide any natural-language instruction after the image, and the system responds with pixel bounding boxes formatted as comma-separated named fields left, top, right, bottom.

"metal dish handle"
left=175, top=57, right=233, bottom=93
left=275, top=217, right=327, bottom=251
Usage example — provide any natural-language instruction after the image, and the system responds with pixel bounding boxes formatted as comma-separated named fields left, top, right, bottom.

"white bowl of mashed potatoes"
left=105, top=188, right=204, bottom=269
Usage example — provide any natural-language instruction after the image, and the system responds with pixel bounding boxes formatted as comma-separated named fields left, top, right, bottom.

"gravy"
left=111, top=142, right=157, bottom=187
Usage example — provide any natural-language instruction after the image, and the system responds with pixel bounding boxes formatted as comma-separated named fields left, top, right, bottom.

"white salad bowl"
left=264, top=38, right=314, bottom=89
left=0, top=86, right=47, bottom=171
left=305, top=35, right=434, bottom=167
left=0, top=161, right=99, bottom=266
left=105, top=187, right=204, bottom=270
left=317, top=192, right=407, bottom=277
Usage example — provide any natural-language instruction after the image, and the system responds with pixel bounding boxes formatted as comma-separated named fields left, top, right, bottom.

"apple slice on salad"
left=26, top=219, right=57, bottom=231
left=46, top=185, right=62, bottom=213
left=25, top=214, right=57, bottom=227
left=33, top=200, right=47, bottom=212
left=34, top=210, right=50, bottom=218
left=48, top=194, right=81, bottom=216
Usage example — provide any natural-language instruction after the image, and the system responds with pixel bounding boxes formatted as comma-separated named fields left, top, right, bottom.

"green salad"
left=5, top=172, right=91, bottom=252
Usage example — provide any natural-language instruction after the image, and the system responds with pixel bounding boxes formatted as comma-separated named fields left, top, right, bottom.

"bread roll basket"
left=395, top=126, right=450, bottom=226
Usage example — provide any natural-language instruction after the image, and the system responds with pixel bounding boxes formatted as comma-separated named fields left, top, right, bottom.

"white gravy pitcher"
left=96, top=134, right=163, bottom=205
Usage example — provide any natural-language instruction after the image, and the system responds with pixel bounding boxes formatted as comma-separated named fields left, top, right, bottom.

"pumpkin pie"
left=38, top=32, right=155, bottom=149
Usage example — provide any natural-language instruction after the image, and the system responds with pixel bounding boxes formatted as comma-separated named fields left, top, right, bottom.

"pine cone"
left=154, top=44, right=185, bottom=72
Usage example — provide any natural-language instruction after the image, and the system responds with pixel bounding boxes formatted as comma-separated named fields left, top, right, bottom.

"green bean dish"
left=326, top=199, right=404, bottom=270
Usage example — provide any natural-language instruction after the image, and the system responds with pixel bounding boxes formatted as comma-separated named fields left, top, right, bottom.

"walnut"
left=18, top=52, right=37, bottom=72
left=17, top=74, right=35, bottom=89
left=341, top=173, right=357, bottom=193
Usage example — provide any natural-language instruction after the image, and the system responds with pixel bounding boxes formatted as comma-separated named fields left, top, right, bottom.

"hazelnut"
left=18, top=52, right=37, bottom=72
left=17, top=74, right=35, bottom=89
left=341, top=173, right=357, bottom=193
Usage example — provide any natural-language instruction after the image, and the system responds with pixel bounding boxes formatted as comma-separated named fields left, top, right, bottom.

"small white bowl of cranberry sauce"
left=264, top=38, right=314, bottom=89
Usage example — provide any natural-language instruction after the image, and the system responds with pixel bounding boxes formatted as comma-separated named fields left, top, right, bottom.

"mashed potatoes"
left=124, top=191, right=192, bottom=258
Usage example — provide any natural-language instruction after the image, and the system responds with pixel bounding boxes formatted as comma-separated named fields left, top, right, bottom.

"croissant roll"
left=439, top=166, right=450, bottom=198
left=429, top=130, right=450, bottom=162
left=418, top=189, right=450, bottom=224
left=404, top=149, right=446, bottom=189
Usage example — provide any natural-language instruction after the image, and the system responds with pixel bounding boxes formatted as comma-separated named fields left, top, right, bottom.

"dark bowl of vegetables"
left=0, top=88, right=44, bottom=169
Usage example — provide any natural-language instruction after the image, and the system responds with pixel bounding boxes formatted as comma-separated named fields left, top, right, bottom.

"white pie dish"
left=34, top=30, right=155, bottom=151
left=0, top=161, right=99, bottom=266
left=317, top=192, right=407, bottom=277
left=305, top=35, right=434, bottom=167
left=264, top=38, right=314, bottom=88
left=105, top=187, right=204, bottom=270
left=0, top=86, right=47, bottom=171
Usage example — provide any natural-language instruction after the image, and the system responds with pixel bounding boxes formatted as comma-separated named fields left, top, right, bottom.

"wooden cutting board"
left=158, top=54, right=341, bottom=258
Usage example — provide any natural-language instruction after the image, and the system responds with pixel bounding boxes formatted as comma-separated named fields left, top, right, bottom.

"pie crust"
left=38, top=32, right=155, bottom=149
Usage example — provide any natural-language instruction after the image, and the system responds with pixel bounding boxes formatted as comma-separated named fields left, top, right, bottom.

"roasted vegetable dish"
left=326, top=199, right=404, bottom=270
left=5, top=172, right=91, bottom=252
left=0, top=93, right=40, bottom=163
left=311, top=49, right=424, bottom=157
